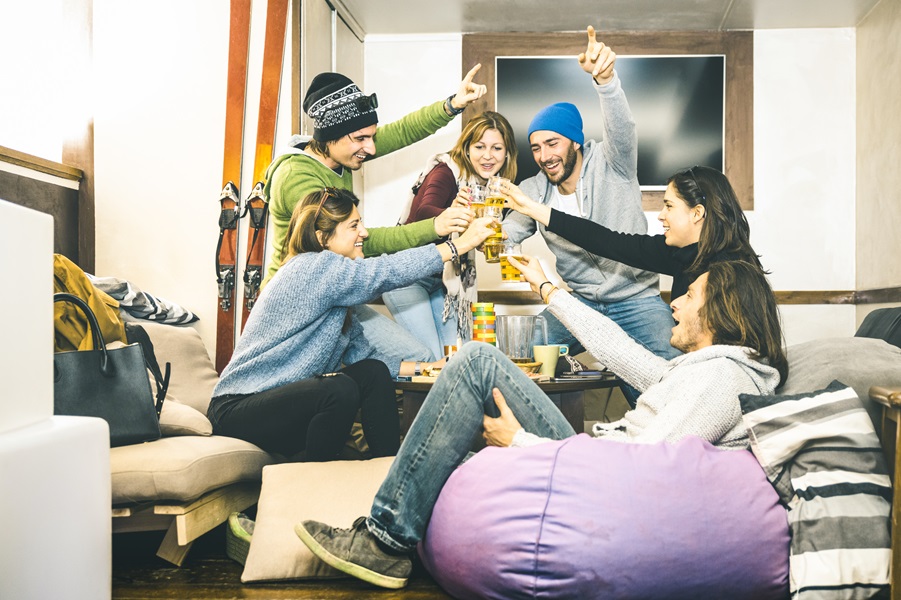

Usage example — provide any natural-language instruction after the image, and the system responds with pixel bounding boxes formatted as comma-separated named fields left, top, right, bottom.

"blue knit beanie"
left=528, top=102, right=584, bottom=145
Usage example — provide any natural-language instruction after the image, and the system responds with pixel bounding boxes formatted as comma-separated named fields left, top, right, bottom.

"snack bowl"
left=513, top=361, right=542, bottom=374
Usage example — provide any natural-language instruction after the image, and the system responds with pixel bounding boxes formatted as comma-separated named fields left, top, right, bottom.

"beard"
left=669, top=315, right=707, bottom=353
left=541, top=142, right=579, bottom=185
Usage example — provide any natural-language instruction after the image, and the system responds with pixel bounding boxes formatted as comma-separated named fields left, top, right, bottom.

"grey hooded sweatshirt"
left=513, top=291, right=782, bottom=450
left=502, top=72, right=659, bottom=304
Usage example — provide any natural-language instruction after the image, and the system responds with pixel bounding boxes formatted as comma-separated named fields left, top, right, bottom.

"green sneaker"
left=295, top=517, right=412, bottom=589
left=225, top=512, right=255, bottom=565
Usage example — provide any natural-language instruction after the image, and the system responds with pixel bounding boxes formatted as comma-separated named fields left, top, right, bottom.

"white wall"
left=361, top=34, right=464, bottom=226
left=751, top=28, right=858, bottom=344
left=856, top=0, right=901, bottom=320
left=94, top=0, right=293, bottom=353
left=362, top=30, right=859, bottom=347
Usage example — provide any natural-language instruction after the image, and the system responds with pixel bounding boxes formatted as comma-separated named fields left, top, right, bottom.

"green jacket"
left=262, top=100, right=454, bottom=284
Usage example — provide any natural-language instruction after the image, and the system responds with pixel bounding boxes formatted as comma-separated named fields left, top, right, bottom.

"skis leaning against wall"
left=215, top=0, right=253, bottom=374
left=240, top=0, right=289, bottom=329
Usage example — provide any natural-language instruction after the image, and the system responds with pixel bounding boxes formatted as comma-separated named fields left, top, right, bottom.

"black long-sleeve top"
left=546, top=208, right=702, bottom=300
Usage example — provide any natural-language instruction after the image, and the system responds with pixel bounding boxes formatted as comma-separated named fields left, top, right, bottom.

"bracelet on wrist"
left=538, top=281, right=553, bottom=298
left=444, top=95, right=465, bottom=116
left=543, top=286, right=558, bottom=304
left=446, top=240, right=459, bottom=263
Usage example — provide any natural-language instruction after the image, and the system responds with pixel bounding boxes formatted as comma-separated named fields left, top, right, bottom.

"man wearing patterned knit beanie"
left=261, top=65, right=488, bottom=372
left=501, top=26, right=681, bottom=406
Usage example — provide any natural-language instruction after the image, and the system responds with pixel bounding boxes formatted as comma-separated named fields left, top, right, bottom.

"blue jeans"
left=382, top=275, right=460, bottom=361
left=367, top=342, right=576, bottom=552
left=537, top=294, right=681, bottom=406
left=342, top=305, right=434, bottom=378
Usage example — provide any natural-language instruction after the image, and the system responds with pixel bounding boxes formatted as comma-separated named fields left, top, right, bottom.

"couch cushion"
left=141, top=322, right=218, bottom=414
left=782, top=337, right=901, bottom=431
left=740, top=381, right=891, bottom=599
left=110, top=435, right=275, bottom=504
left=159, top=400, right=212, bottom=437
left=241, top=458, right=394, bottom=582
left=420, top=435, right=789, bottom=600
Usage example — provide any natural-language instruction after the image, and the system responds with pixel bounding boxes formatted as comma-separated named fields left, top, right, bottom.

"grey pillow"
left=781, top=337, right=901, bottom=431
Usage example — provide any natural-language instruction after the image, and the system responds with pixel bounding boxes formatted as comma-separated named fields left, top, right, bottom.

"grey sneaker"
left=295, top=516, right=412, bottom=589
left=225, top=512, right=254, bottom=565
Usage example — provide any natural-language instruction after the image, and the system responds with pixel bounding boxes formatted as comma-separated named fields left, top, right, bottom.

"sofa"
left=110, top=321, right=276, bottom=566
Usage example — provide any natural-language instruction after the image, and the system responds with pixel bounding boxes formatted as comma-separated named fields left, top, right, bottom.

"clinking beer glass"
left=486, top=175, right=508, bottom=210
left=469, top=184, right=487, bottom=217
left=500, top=241, right=524, bottom=282
left=482, top=205, right=503, bottom=263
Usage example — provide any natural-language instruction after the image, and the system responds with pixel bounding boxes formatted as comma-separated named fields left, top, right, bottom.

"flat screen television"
left=495, top=55, right=725, bottom=190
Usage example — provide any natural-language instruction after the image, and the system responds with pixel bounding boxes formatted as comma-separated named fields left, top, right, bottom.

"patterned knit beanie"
left=527, top=102, right=584, bottom=146
left=303, top=73, right=379, bottom=142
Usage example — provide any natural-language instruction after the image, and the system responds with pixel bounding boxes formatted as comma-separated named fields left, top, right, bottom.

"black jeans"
left=208, top=359, right=399, bottom=461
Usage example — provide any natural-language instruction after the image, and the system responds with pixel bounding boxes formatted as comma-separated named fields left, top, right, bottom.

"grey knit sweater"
left=513, top=291, right=781, bottom=449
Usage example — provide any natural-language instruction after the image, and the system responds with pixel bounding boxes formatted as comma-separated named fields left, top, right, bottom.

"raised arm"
left=372, top=64, right=487, bottom=157
left=578, top=25, right=637, bottom=179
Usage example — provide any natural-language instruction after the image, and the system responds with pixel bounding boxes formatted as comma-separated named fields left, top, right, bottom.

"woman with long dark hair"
left=501, top=165, right=762, bottom=301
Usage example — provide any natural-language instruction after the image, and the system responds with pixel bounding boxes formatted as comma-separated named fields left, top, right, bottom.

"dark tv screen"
left=496, top=55, right=725, bottom=189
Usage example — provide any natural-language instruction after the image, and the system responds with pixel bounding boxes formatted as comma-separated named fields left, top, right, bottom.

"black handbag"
left=53, top=293, right=169, bottom=447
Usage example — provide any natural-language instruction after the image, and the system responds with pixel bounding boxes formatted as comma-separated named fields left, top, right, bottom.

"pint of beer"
left=469, top=184, right=486, bottom=216
left=500, top=241, right=524, bottom=282
left=483, top=239, right=503, bottom=263
left=487, top=175, right=508, bottom=209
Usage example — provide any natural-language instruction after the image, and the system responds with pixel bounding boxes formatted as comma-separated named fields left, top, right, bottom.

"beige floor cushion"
left=111, top=435, right=275, bottom=504
left=241, top=457, right=394, bottom=582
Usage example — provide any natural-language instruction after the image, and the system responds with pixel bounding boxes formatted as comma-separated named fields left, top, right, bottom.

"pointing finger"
left=586, top=25, right=596, bottom=43
left=463, top=63, right=482, bottom=83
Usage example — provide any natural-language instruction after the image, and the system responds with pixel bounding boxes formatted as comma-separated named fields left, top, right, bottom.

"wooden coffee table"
left=396, top=374, right=624, bottom=435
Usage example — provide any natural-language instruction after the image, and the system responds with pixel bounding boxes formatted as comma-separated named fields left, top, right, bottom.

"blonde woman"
left=384, top=112, right=518, bottom=359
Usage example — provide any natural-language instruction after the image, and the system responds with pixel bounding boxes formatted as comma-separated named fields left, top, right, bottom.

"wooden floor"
left=112, top=525, right=452, bottom=600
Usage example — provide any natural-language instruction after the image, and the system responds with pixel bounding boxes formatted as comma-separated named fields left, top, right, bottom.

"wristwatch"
left=414, top=361, right=422, bottom=376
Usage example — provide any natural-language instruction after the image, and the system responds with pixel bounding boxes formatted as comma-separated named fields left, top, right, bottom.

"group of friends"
left=208, top=26, right=788, bottom=589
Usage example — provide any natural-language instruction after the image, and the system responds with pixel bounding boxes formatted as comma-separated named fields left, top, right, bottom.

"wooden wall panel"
left=0, top=170, right=80, bottom=262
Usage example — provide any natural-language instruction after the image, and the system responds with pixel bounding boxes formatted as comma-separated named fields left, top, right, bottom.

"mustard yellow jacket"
left=53, top=254, right=127, bottom=351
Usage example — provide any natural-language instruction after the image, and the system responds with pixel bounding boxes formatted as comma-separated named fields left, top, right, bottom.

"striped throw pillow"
left=739, top=380, right=891, bottom=600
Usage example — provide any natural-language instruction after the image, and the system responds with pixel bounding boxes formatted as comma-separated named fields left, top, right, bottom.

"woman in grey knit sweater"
left=208, top=187, right=496, bottom=461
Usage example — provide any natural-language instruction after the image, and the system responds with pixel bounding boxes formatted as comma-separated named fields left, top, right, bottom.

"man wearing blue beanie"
left=502, top=26, right=680, bottom=404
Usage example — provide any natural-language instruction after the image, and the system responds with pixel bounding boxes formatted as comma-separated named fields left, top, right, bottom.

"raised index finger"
left=463, top=63, right=482, bottom=83
left=586, top=25, right=597, bottom=44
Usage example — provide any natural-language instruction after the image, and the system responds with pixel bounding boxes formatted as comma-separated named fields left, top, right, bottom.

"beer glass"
left=499, top=241, right=524, bottom=282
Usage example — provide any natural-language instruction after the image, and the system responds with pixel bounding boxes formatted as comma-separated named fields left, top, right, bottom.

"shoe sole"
left=294, top=523, right=408, bottom=590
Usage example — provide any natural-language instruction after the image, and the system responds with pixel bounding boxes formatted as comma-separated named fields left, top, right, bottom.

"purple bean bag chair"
left=419, top=435, right=789, bottom=600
